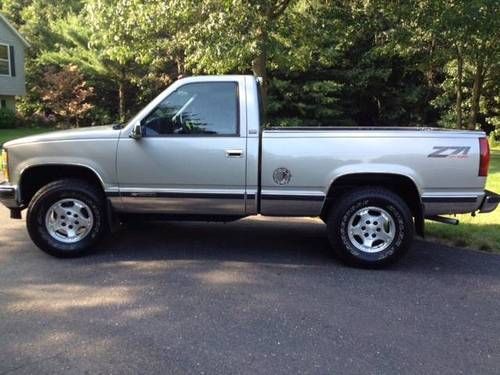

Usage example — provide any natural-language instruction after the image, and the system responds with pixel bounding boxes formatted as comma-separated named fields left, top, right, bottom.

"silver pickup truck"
left=1, top=75, right=498, bottom=267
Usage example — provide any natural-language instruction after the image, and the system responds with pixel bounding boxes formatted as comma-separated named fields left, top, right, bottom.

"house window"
left=0, top=99, right=6, bottom=108
left=0, top=44, right=10, bottom=76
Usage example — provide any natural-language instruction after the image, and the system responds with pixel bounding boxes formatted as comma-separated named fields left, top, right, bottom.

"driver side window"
left=142, top=82, right=239, bottom=136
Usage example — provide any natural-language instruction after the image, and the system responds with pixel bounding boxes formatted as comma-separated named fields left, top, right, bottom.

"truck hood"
left=4, top=125, right=121, bottom=148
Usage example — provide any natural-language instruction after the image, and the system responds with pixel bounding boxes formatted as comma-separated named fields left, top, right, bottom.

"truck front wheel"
left=326, top=187, right=414, bottom=268
left=26, top=179, right=106, bottom=258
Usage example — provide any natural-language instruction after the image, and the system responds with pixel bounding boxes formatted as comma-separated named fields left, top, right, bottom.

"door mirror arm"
left=129, top=123, right=143, bottom=139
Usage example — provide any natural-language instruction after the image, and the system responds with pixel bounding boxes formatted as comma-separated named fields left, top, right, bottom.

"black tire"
left=326, top=187, right=414, bottom=268
left=26, top=179, right=106, bottom=258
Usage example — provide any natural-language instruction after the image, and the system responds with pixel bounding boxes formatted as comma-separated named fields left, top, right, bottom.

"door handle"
left=225, top=149, right=243, bottom=158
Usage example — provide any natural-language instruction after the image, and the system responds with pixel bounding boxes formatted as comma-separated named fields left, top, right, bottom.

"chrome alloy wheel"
left=347, top=206, right=396, bottom=253
left=45, top=199, right=94, bottom=243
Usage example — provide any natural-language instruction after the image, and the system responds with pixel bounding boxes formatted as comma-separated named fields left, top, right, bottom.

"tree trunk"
left=176, top=55, right=185, bottom=78
left=252, top=26, right=268, bottom=116
left=426, top=37, right=436, bottom=87
left=118, top=81, right=125, bottom=123
left=251, top=1, right=291, bottom=121
left=468, top=57, right=485, bottom=130
left=455, top=45, right=463, bottom=129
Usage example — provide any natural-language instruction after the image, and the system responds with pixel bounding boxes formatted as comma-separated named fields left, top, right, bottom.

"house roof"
left=0, top=13, right=30, bottom=48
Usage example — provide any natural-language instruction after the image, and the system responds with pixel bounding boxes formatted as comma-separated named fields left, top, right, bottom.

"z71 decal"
left=428, top=146, right=471, bottom=158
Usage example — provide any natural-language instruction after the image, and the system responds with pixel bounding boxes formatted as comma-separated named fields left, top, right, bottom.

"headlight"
left=1, top=149, right=8, bottom=182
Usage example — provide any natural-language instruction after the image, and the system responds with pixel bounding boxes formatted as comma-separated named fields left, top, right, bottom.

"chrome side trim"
left=117, top=187, right=245, bottom=197
left=121, top=191, right=244, bottom=199
left=118, top=196, right=245, bottom=214
left=107, top=188, right=246, bottom=215
left=260, top=191, right=325, bottom=216
left=245, top=189, right=258, bottom=215
left=422, top=194, right=482, bottom=215
left=107, top=196, right=123, bottom=211
left=421, top=196, right=478, bottom=203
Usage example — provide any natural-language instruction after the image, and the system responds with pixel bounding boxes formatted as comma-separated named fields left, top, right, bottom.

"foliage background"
left=0, top=0, right=498, bottom=131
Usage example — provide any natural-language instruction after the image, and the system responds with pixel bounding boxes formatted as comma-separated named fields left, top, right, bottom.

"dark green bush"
left=489, top=130, right=499, bottom=148
left=0, top=108, right=16, bottom=129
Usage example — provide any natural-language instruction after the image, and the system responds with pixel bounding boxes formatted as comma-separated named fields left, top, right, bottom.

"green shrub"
left=88, top=107, right=115, bottom=126
left=489, top=130, right=499, bottom=148
left=0, top=108, right=16, bottom=129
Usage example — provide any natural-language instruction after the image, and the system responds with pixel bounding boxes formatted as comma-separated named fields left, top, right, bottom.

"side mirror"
left=129, top=123, right=143, bottom=139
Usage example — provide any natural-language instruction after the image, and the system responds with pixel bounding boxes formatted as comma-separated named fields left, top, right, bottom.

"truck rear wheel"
left=326, top=187, right=414, bottom=268
left=26, top=179, right=106, bottom=258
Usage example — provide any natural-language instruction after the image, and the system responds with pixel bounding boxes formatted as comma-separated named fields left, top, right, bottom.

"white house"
left=0, top=13, right=29, bottom=112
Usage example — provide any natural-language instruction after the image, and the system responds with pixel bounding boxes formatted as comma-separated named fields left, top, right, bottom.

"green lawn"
left=0, top=127, right=49, bottom=148
left=427, top=147, right=500, bottom=252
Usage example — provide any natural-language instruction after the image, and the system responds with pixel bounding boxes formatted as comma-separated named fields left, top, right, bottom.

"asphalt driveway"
left=0, top=206, right=499, bottom=374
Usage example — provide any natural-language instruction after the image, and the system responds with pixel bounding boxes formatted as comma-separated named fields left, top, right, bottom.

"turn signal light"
left=1, top=149, right=8, bottom=182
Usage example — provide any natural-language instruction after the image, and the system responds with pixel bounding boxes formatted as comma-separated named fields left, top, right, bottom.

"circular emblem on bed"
left=273, top=167, right=292, bottom=185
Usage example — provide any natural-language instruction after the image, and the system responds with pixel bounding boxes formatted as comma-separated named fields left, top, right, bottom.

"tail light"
left=479, top=137, right=490, bottom=177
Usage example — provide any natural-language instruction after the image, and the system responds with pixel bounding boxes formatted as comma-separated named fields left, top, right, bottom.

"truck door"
left=116, top=78, right=247, bottom=215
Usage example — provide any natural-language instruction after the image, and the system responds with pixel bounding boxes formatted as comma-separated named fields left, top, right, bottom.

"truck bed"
left=259, top=126, right=485, bottom=216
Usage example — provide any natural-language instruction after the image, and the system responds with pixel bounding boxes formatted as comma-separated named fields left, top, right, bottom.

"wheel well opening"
left=19, top=165, right=105, bottom=206
left=321, top=173, right=422, bottom=221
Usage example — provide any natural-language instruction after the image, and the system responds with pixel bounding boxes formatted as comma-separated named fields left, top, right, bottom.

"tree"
left=387, top=0, right=500, bottom=129
left=181, top=0, right=294, bottom=108
left=39, top=65, right=94, bottom=127
left=85, top=0, right=157, bottom=121
left=34, top=1, right=178, bottom=122
left=0, top=0, right=35, bottom=27
left=2, top=0, right=498, bottom=132
left=268, top=0, right=439, bottom=127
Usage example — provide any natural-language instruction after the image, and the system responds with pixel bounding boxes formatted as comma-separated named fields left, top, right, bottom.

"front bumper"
left=479, top=190, right=500, bottom=213
left=0, top=181, right=20, bottom=209
left=0, top=182, right=22, bottom=219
